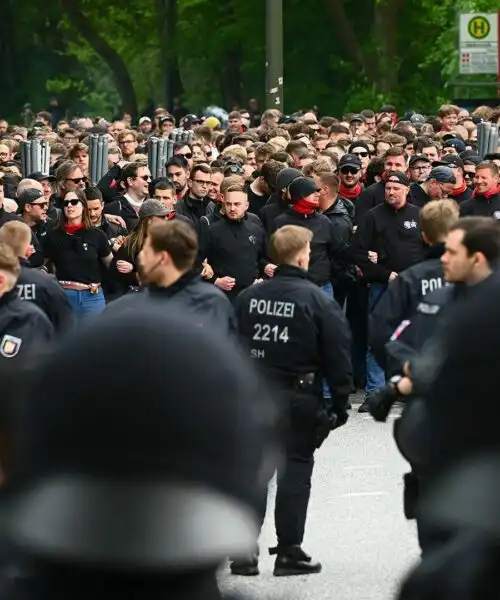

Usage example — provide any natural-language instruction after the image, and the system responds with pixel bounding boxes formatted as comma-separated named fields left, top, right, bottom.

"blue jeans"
left=366, top=283, right=387, bottom=394
left=64, top=288, right=106, bottom=320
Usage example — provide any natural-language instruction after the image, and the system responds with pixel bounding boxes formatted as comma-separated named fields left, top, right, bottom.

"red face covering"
left=451, top=181, right=468, bottom=196
left=64, top=223, right=85, bottom=234
left=473, top=186, right=500, bottom=198
left=339, top=182, right=363, bottom=200
left=292, top=197, right=319, bottom=215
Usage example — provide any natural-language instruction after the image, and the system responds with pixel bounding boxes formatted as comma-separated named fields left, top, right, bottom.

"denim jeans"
left=64, top=288, right=106, bottom=320
left=366, top=283, right=387, bottom=394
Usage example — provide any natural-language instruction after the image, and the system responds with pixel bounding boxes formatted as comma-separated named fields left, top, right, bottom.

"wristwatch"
left=389, top=375, right=403, bottom=397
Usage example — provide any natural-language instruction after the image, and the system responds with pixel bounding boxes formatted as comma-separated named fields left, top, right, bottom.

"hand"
left=106, top=214, right=127, bottom=229
left=253, top=278, right=264, bottom=284
left=116, top=260, right=133, bottom=274
left=264, top=263, right=277, bottom=278
left=201, top=260, right=214, bottom=280
left=26, top=245, right=36, bottom=257
left=395, top=376, right=413, bottom=396
left=112, top=236, right=125, bottom=252
left=389, top=271, right=398, bottom=282
left=214, top=276, right=236, bottom=291
left=368, top=251, right=378, bottom=264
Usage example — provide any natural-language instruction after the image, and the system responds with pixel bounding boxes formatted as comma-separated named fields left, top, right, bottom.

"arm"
left=320, top=299, right=353, bottom=418
left=349, top=213, right=393, bottom=282
left=41, top=281, right=76, bottom=334
left=370, top=273, right=412, bottom=369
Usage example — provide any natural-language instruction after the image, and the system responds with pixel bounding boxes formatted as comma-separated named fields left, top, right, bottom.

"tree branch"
left=60, top=0, right=137, bottom=117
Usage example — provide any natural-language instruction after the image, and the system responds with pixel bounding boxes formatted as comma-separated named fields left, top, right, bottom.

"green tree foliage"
left=0, top=0, right=498, bottom=121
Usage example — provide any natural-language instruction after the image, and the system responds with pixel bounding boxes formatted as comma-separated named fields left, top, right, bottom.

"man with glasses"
left=409, top=166, right=456, bottom=208
left=173, top=142, right=194, bottom=170
left=104, top=162, right=151, bottom=230
left=338, top=154, right=364, bottom=202
left=16, top=184, right=55, bottom=268
left=408, top=154, right=432, bottom=184
left=175, top=164, right=212, bottom=231
left=348, top=142, right=371, bottom=175
left=117, top=130, right=138, bottom=160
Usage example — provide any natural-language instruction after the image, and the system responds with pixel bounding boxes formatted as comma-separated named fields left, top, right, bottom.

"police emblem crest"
left=0, top=335, right=22, bottom=358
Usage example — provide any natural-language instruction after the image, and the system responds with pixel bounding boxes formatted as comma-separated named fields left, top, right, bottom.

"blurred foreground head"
left=4, top=308, right=278, bottom=574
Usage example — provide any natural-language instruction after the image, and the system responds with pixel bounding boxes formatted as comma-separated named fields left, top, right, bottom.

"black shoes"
left=270, top=545, right=322, bottom=576
left=358, top=398, right=370, bottom=413
left=229, top=553, right=259, bottom=576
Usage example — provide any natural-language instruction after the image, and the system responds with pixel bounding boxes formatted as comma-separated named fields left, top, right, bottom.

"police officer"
left=370, top=199, right=459, bottom=370
left=0, top=221, right=74, bottom=334
left=0, top=242, right=54, bottom=363
left=234, top=224, right=352, bottom=576
left=104, top=219, right=235, bottom=334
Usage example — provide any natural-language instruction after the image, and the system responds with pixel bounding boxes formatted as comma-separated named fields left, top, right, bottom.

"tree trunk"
left=156, top=0, right=184, bottom=110
left=60, top=0, right=138, bottom=118
left=372, top=0, right=402, bottom=94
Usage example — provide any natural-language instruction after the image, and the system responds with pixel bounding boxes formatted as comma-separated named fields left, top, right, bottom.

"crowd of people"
left=1, top=100, right=500, bottom=596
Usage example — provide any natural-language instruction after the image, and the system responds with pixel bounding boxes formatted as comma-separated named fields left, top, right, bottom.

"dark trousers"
left=258, top=391, right=320, bottom=549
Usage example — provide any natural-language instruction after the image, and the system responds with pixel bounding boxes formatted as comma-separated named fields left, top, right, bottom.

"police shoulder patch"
left=417, top=302, right=440, bottom=315
left=0, top=335, right=22, bottom=358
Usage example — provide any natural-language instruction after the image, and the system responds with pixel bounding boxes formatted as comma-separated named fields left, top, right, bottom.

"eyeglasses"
left=340, top=166, right=360, bottom=175
left=66, top=177, right=86, bottom=184
left=138, top=175, right=152, bottom=182
left=181, top=153, right=193, bottom=159
left=63, top=199, right=81, bottom=207
left=119, top=139, right=136, bottom=145
left=352, top=151, right=369, bottom=158
left=192, top=179, right=211, bottom=186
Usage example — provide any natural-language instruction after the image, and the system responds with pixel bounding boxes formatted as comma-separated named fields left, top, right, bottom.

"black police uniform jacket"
left=370, top=244, right=445, bottom=370
left=199, top=212, right=268, bottom=297
left=16, top=262, right=74, bottom=334
left=459, top=190, right=500, bottom=219
left=234, top=264, right=353, bottom=416
left=270, top=209, right=342, bottom=287
left=104, top=271, right=236, bottom=335
left=350, top=201, right=426, bottom=283
left=0, top=289, right=54, bottom=363
left=0, top=209, right=41, bottom=268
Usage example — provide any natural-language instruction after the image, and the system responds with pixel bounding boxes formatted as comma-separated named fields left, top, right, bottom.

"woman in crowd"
left=109, top=199, right=171, bottom=297
left=41, top=188, right=112, bottom=318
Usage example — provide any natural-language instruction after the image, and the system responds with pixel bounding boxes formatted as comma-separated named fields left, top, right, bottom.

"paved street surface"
left=219, top=394, right=419, bottom=600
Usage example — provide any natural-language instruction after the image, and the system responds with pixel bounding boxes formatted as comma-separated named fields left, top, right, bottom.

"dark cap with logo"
left=4, top=308, right=277, bottom=569
left=289, top=176, right=319, bottom=203
left=181, top=114, right=202, bottom=128
left=427, top=166, right=457, bottom=184
left=339, top=153, right=362, bottom=170
left=443, top=138, right=466, bottom=153
left=436, top=154, right=465, bottom=170
left=385, top=171, right=410, bottom=186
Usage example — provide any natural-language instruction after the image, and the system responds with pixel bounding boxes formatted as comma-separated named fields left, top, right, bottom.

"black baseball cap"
left=276, top=167, right=302, bottom=191
left=350, top=114, right=365, bottom=123
left=439, top=154, right=465, bottom=169
left=409, top=154, right=431, bottom=167
left=27, top=171, right=56, bottom=182
left=4, top=308, right=277, bottom=569
left=426, top=166, right=457, bottom=184
left=182, top=114, right=202, bottom=128
left=443, top=138, right=466, bottom=153
left=385, top=171, right=410, bottom=186
left=17, top=188, right=44, bottom=207
left=289, top=176, right=319, bottom=203
left=339, top=153, right=362, bottom=170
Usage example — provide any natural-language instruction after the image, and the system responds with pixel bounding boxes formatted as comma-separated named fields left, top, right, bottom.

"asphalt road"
left=219, top=394, right=420, bottom=600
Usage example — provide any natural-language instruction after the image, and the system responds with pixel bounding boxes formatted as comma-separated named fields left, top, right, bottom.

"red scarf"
left=451, top=181, right=468, bottom=196
left=339, top=182, right=362, bottom=200
left=292, top=198, right=319, bottom=215
left=472, top=186, right=500, bottom=198
left=166, top=211, right=176, bottom=220
left=64, top=223, right=85, bottom=234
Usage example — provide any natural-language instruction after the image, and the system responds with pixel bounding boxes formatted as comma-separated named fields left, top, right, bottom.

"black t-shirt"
left=42, top=227, right=111, bottom=284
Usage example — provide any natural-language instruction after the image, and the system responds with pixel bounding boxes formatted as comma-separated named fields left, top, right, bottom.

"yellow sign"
left=468, top=16, right=491, bottom=40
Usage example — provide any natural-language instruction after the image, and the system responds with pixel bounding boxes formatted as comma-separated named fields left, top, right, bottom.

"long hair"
left=58, top=189, right=92, bottom=231
left=123, top=217, right=152, bottom=259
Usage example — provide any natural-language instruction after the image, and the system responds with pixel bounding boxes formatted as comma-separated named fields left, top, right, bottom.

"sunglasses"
left=464, top=171, right=475, bottom=179
left=63, top=199, right=81, bottom=207
left=181, top=153, right=193, bottom=159
left=32, top=202, right=49, bottom=209
left=138, top=175, right=152, bottom=182
left=66, top=177, right=86, bottom=184
left=340, top=166, right=360, bottom=175
left=352, top=151, right=369, bottom=158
